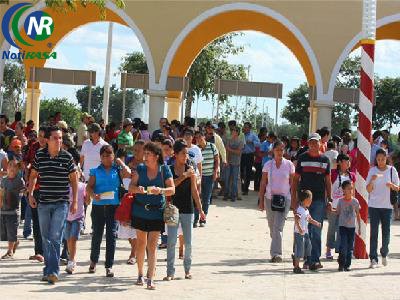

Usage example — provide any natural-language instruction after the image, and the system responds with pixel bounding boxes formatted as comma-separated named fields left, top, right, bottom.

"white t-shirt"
left=188, top=144, right=203, bottom=166
left=331, top=173, right=351, bottom=208
left=324, top=150, right=338, bottom=170
left=81, top=138, right=109, bottom=181
left=366, top=166, right=399, bottom=209
left=294, top=206, right=310, bottom=234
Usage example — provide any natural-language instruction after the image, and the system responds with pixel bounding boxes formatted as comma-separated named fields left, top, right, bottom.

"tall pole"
left=122, top=73, right=127, bottom=121
left=354, top=0, right=376, bottom=259
left=102, top=22, right=113, bottom=124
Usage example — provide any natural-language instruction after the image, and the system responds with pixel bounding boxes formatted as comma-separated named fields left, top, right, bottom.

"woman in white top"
left=366, top=149, right=399, bottom=268
left=259, top=140, right=295, bottom=262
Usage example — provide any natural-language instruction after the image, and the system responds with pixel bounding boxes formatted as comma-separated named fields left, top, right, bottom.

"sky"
left=12, top=22, right=400, bottom=126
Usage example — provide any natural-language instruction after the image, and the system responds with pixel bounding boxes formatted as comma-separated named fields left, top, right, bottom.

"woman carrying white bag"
left=259, top=140, right=295, bottom=262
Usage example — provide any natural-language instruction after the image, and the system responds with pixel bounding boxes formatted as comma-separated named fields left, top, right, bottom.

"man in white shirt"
left=183, top=128, right=203, bottom=177
left=80, top=123, right=109, bottom=182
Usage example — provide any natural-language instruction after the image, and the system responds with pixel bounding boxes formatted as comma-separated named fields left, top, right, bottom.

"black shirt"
left=32, top=148, right=76, bottom=203
left=170, top=165, right=194, bottom=214
left=295, top=151, right=330, bottom=200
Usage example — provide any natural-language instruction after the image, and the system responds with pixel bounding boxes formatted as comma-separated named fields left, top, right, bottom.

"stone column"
left=166, top=97, right=181, bottom=121
left=314, top=101, right=334, bottom=131
left=147, top=90, right=167, bottom=132
left=25, top=87, right=41, bottom=131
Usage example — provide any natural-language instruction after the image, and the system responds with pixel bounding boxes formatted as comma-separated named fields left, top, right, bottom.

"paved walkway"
left=1, top=191, right=400, bottom=300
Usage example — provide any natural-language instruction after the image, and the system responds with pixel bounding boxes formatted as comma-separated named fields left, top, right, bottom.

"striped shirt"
left=32, top=148, right=76, bottom=204
left=200, top=142, right=218, bottom=177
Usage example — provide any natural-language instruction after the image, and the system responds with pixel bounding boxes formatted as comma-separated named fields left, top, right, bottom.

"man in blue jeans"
left=194, top=130, right=219, bottom=228
left=28, top=125, right=78, bottom=284
left=291, top=132, right=332, bottom=271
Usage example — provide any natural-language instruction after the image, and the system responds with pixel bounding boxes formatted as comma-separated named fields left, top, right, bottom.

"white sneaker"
left=66, top=261, right=76, bottom=274
left=382, top=257, right=388, bottom=266
left=369, top=259, right=378, bottom=269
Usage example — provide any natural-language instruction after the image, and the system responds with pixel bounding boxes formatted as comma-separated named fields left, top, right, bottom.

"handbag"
left=269, top=161, right=286, bottom=212
left=115, top=193, right=134, bottom=223
left=390, top=167, right=398, bottom=206
left=160, top=165, right=179, bottom=226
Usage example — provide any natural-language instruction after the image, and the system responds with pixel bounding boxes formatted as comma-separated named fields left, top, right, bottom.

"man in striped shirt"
left=28, top=126, right=78, bottom=284
left=194, top=130, right=219, bottom=227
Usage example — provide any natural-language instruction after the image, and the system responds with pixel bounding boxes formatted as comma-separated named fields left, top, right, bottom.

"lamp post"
left=354, top=0, right=376, bottom=259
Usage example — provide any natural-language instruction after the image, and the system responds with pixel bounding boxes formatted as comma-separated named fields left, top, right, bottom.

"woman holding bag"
left=259, top=140, right=295, bottom=262
left=366, top=148, right=399, bottom=268
left=164, top=139, right=205, bottom=281
left=86, top=145, right=131, bottom=277
left=128, top=142, right=175, bottom=290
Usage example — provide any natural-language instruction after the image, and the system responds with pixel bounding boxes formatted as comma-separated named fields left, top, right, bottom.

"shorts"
left=132, top=216, right=164, bottom=232
left=0, top=213, right=19, bottom=242
left=294, top=232, right=311, bottom=259
left=117, top=222, right=137, bottom=239
left=64, top=219, right=83, bottom=240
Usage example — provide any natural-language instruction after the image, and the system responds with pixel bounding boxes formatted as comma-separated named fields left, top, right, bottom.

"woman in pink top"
left=259, top=140, right=295, bottom=262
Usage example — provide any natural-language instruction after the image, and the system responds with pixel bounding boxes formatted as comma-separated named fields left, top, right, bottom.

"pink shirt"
left=67, top=182, right=86, bottom=221
left=263, top=158, right=295, bottom=199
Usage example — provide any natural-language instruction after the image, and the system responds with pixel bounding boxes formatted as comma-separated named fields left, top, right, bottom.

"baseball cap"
left=88, top=123, right=101, bottom=133
left=123, top=118, right=133, bottom=127
left=308, top=133, right=321, bottom=141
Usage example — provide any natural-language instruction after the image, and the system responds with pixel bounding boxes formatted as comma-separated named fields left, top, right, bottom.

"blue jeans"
left=369, top=207, right=392, bottom=262
left=90, top=205, right=118, bottom=268
left=294, top=232, right=311, bottom=259
left=23, top=196, right=32, bottom=238
left=306, top=199, right=325, bottom=265
left=224, top=164, right=240, bottom=199
left=167, top=213, right=194, bottom=276
left=338, top=226, right=355, bottom=268
left=38, top=201, right=69, bottom=277
left=195, top=175, right=214, bottom=223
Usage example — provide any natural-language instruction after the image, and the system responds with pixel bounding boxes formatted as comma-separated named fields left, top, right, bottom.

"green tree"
left=186, top=33, right=247, bottom=117
left=373, top=77, right=400, bottom=130
left=42, top=0, right=125, bottom=19
left=281, top=83, right=310, bottom=133
left=2, top=61, right=25, bottom=117
left=40, top=98, right=81, bottom=129
left=119, top=51, right=148, bottom=74
left=76, top=84, right=143, bottom=123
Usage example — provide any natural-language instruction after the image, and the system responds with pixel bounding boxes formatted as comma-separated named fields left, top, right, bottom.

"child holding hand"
left=293, top=190, right=322, bottom=274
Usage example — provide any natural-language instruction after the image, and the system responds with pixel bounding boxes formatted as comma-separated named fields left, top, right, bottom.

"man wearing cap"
left=77, top=113, right=91, bottom=150
left=80, top=123, right=108, bottom=182
left=291, top=132, right=332, bottom=271
left=118, top=118, right=134, bottom=155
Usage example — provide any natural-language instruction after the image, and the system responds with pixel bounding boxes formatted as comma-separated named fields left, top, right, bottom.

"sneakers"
left=270, top=256, right=283, bottom=263
left=66, top=261, right=76, bottom=274
left=293, top=267, right=304, bottom=274
left=382, top=256, right=388, bottom=266
left=106, top=268, right=114, bottom=278
left=309, top=262, right=323, bottom=271
left=369, top=259, right=378, bottom=269
left=89, top=261, right=96, bottom=273
left=47, top=274, right=58, bottom=284
left=199, top=222, right=206, bottom=228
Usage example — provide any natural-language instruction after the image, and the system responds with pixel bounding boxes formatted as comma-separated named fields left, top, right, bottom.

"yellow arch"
left=167, top=9, right=316, bottom=100
left=18, top=4, right=127, bottom=89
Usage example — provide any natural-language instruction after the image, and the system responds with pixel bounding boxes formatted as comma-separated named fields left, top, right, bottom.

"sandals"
left=29, top=254, right=44, bottom=262
left=13, top=241, right=20, bottom=253
left=106, top=268, right=114, bottom=278
left=147, top=279, right=156, bottom=290
left=127, top=257, right=136, bottom=265
left=1, top=252, right=13, bottom=259
left=136, top=275, right=145, bottom=286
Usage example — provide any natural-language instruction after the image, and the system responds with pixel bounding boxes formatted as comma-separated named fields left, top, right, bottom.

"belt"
left=134, top=201, right=162, bottom=211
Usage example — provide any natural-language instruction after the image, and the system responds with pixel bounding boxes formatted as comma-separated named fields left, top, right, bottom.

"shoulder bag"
left=390, top=167, right=398, bottom=206
left=269, top=161, right=286, bottom=212
left=161, top=165, right=179, bottom=226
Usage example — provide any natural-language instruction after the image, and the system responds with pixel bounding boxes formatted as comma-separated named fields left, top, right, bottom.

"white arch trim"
left=326, top=13, right=400, bottom=102
left=159, top=2, right=323, bottom=98
left=0, top=1, right=156, bottom=89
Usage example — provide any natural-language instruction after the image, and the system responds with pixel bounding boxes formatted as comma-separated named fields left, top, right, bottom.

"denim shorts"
left=64, top=219, right=83, bottom=240
left=294, top=232, right=311, bottom=259
left=0, top=213, right=19, bottom=242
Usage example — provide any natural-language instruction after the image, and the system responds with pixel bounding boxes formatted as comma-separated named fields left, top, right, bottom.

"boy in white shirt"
left=293, top=190, right=321, bottom=274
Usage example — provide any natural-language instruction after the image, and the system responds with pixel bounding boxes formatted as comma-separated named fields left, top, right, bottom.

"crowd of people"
left=0, top=110, right=400, bottom=288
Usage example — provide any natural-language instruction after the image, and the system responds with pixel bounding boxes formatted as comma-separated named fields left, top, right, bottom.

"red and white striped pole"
left=354, top=0, right=376, bottom=259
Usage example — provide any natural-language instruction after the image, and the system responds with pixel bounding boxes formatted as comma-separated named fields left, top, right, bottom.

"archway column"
left=147, top=89, right=167, bottom=132
left=309, top=100, right=334, bottom=133
left=167, top=97, right=181, bottom=121
left=25, top=87, right=41, bottom=131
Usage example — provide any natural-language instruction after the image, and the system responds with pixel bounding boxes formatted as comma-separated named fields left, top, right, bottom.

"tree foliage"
left=281, top=83, right=310, bottom=133
left=76, top=84, right=143, bottom=124
left=2, top=61, right=25, bottom=117
left=40, top=98, right=82, bottom=129
left=119, top=52, right=148, bottom=74
left=42, top=0, right=125, bottom=19
left=373, top=77, right=400, bottom=130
